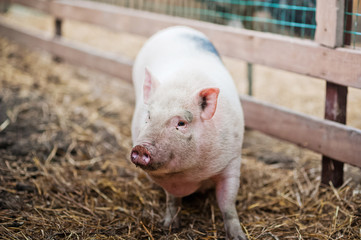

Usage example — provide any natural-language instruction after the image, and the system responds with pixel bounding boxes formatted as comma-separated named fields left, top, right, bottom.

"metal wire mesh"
left=344, top=0, right=361, bottom=48
left=88, top=0, right=361, bottom=46
left=195, top=0, right=317, bottom=39
left=88, top=0, right=317, bottom=39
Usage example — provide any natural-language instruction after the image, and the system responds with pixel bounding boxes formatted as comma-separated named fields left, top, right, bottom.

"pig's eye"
left=176, top=120, right=187, bottom=130
left=177, top=121, right=186, bottom=127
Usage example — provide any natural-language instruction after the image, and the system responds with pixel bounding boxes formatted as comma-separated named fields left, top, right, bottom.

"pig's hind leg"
left=163, top=191, right=181, bottom=229
left=215, top=157, right=247, bottom=240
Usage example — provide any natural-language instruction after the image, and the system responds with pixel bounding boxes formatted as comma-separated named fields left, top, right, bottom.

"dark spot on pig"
left=169, top=152, right=175, bottom=160
left=187, top=135, right=193, bottom=142
left=184, top=110, right=193, bottom=123
left=183, top=34, right=220, bottom=58
left=201, top=96, right=207, bottom=110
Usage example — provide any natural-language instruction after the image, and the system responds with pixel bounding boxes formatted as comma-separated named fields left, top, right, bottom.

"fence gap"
left=343, top=0, right=354, bottom=46
left=53, top=17, right=63, bottom=62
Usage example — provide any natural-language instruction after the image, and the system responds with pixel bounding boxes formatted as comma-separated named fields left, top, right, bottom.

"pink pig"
left=131, top=26, right=246, bottom=240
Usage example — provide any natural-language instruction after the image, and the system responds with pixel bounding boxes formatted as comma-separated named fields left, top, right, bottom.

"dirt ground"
left=0, top=5, right=361, bottom=240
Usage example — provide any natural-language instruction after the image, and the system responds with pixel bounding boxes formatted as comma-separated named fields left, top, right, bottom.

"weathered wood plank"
left=10, top=0, right=361, bottom=89
left=0, top=18, right=133, bottom=82
left=315, top=0, right=344, bottom=47
left=240, top=95, right=361, bottom=168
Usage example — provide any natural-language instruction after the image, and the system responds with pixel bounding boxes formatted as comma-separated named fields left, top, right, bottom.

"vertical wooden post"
left=315, top=0, right=345, bottom=47
left=321, top=83, right=347, bottom=187
left=315, top=0, right=348, bottom=187
left=247, top=63, right=253, bottom=96
left=53, top=17, right=63, bottom=62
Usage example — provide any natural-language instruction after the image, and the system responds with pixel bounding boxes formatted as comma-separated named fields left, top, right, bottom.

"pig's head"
left=130, top=68, right=220, bottom=174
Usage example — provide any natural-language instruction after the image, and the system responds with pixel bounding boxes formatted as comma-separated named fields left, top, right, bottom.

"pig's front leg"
left=163, top=191, right=181, bottom=229
left=215, top=158, right=247, bottom=240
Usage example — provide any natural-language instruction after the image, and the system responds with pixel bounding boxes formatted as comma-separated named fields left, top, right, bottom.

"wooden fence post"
left=321, top=83, right=347, bottom=187
left=315, top=0, right=348, bottom=187
left=55, top=18, right=62, bottom=38
left=247, top=63, right=253, bottom=96
left=53, top=17, right=63, bottom=62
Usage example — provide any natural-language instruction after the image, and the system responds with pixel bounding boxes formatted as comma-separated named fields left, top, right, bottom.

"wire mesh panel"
left=344, top=0, right=361, bottom=48
left=86, top=0, right=361, bottom=45
left=88, top=0, right=317, bottom=39
left=195, top=0, right=317, bottom=39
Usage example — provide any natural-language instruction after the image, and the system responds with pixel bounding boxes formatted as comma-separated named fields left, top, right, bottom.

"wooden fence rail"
left=1, top=0, right=361, bottom=186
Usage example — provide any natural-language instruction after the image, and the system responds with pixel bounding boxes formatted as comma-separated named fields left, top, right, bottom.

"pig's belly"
left=150, top=174, right=214, bottom=197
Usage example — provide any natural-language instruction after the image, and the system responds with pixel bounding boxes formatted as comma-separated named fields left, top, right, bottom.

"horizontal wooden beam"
left=10, top=0, right=361, bottom=89
left=0, top=18, right=133, bottom=82
left=0, top=19, right=360, bottom=168
left=240, top=95, right=361, bottom=168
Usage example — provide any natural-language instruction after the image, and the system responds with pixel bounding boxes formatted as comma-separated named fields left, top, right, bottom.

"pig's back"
left=132, top=26, right=239, bottom=102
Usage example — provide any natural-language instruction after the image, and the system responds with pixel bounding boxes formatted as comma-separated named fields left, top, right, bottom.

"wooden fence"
left=0, top=0, right=360, bottom=187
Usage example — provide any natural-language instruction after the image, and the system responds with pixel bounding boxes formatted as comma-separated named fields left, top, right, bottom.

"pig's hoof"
left=228, top=232, right=247, bottom=240
left=233, top=231, right=248, bottom=240
left=226, top=225, right=248, bottom=240
left=236, top=234, right=247, bottom=240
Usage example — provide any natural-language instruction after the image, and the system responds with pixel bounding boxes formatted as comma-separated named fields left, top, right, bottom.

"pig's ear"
left=198, top=88, right=220, bottom=120
left=143, top=67, right=160, bottom=104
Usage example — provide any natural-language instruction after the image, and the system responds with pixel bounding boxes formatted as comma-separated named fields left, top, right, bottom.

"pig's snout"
left=131, top=145, right=151, bottom=167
